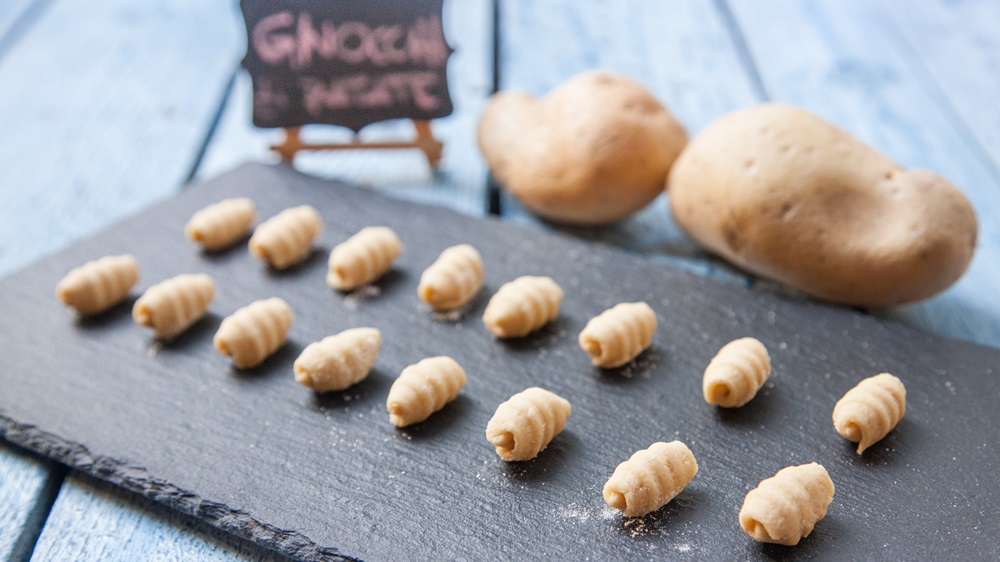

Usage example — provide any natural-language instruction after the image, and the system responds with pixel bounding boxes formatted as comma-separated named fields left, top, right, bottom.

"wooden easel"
left=270, top=120, right=444, bottom=167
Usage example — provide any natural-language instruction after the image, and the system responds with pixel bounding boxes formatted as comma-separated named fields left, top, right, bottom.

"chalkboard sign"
left=240, top=0, right=454, bottom=132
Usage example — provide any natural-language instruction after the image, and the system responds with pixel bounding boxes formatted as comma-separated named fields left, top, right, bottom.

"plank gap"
left=183, top=69, right=240, bottom=187
left=0, top=0, right=55, bottom=63
left=7, top=459, right=66, bottom=562
left=712, top=0, right=770, bottom=101
left=485, top=0, right=503, bottom=216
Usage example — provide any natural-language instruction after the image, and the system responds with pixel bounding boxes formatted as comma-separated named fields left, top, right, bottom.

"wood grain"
left=0, top=443, right=55, bottom=560
left=0, top=0, right=37, bottom=48
left=2, top=163, right=999, bottom=560
left=197, top=0, right=493, bottom=218
left=31, top=473, right=288, bottom=562
left=0, top=0, right=242, bottom=278
left=878, top=0, right=1000, bottom=173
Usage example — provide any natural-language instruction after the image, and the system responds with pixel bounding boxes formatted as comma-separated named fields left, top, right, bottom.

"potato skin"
left=477, top=71, right=688, bottom=225
left=668, top=103, right=977, bottom=307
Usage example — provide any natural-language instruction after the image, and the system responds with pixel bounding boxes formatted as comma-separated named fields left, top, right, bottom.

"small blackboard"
left=240, top=0, right=454, bottom=131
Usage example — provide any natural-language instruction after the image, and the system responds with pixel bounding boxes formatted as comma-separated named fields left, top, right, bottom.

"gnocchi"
left=703, top=337, right=771, bottom=407
left=326, top=226, right=403, bottom=291
left=56, top=254, right=139, bottom=316
left=603, top=441, right=698, bottom=517
left=214, top=297, right=293, bottom=368
left=578, top=302, right=657, bottom=367
left=832, top=373, right=906, bottom=454
left=418, top=244, right=484, bottom=310
left=482, top=276, right=563, bottom=338
left=294, top=327, right=382, bottom=392
left=486, top=387, right=571, bottom=461
left=386, top=356, right=466, bottom=427
left=185, top=197, right=255, bottom=251
left=133, top=273, right=215, bottom=340
left=249, top=205, right=322, bottom=270
left=739, top=462, right=835, bottom=546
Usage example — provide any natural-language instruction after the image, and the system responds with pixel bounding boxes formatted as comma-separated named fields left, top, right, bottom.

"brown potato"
left=669, top=103, right=977, bottom=307
left=477, top=71, right=687, bottom=225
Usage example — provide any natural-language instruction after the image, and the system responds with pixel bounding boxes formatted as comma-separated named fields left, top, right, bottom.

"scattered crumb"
left=430, top=308, right=464, bottom=322
left=343, top=285, right=382, bottom=310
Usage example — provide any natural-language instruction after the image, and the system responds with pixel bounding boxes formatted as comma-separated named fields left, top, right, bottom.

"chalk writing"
left=241, top=0, right=453, bottom=130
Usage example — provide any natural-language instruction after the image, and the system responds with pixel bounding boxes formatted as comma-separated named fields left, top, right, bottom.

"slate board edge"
left=0, top=416, right=351, bottom=562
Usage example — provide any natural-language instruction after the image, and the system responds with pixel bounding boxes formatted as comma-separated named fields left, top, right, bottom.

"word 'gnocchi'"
left=418, top=244, right=484, bottom=310
left=387, top=356, right=466, bottom=427
left=185, top=197, right=255, bottom=251
left=739, top=462, right=835, bottom=546
left=249, top=205, right=322, bottom=270
left=56, top=254, right=139, bottom=316
left=578, top=302, right=657, bottom=367
left=214, top=297, right=293, bottom=368
left=133, top=273, right=215, bottom=340
left=486, top=387, right=571, bottom=461
left=294, top=327, right=381, bottom=392
left=603, top=441, right=698, bottom=517
left=832, top=373, right=906, bottom=454
left=703, top=337, right=771, bottom=407
left=327, top=226, right=402, bottom=291
left=482, top=275, right=563, bottom=338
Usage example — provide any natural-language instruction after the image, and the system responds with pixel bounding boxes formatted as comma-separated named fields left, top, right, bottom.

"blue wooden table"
left=1, top=0, right=998, bottom=559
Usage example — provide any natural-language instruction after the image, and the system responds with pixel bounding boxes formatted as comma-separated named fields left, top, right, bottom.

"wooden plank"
left=3, top=163, right=1000, bottom=559
left=0, top=443, right=55, bottom=561
left=495, top=0, right=761, bottom=277
left=727, top=0, right=1000, bottom=347
left=0, top=0, right=243, bottom=278
left=196, top=0, right=493, bottom=218
left=878, top=0, right=1000, bottom=173
left=31, top=473, right=288, bottom=562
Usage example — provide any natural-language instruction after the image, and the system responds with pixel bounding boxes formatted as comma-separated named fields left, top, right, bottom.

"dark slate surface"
left=1, top=163, right=998, bottom=561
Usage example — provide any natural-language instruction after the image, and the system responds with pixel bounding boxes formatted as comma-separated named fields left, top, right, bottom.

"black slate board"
left=2, top=163, right=999, bottom=561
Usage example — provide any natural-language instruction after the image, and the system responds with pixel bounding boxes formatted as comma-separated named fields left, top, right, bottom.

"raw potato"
left=669, top=103, right=978, bottom=307
left=477, top=70, right=688, bottom=225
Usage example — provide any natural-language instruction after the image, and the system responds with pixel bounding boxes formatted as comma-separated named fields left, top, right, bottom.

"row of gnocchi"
left=188, top=197, right=660, bottom=364
left=55, top=198, right=907, bottom=547
left=705, top=337, right=907, bottom=455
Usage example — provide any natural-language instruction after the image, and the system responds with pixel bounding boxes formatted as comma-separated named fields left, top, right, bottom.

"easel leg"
left=271, top=127, right=303, bottom=165
left=413, top=121, right=444, bottom=168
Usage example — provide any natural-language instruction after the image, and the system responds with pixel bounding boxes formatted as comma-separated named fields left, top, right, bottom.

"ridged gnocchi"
left=249, top=205, right=322, bottom=270
left=386, top=356, right=466, bottom=427
left=214, top=297, right=293, bottom=368
left=294, top=327, right=381, bottom=392
left=132, top=273, right=215, bottom=340
left=486, top=387, right=571, bottom=461
left=603, top=441, right=699, bottom=517
left=185, top=197, right=255, bottom=251
left=703, top=337, right=771, bottom=407
left=578, top=302, right=657, bottom=367
left=739, top=462, right=835, bottom=546
left=56, top=254, right=139, bottom=316
left=832, top=373, right=906, bottom=454
left=418, top=244, right=484, bottom=310
left=482, top=276, right=563, bottom=338
left=326, top=226, right=402, bottom=291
